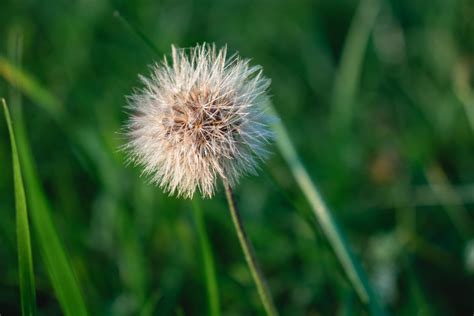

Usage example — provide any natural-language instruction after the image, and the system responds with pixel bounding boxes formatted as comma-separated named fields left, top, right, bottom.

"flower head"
left=125, top=43, right=273, bottom=198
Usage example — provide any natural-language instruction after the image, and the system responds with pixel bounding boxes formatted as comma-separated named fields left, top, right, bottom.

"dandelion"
left=124, top=43, right=278, bottom=316
left=125, top=43, right=273, bottom=198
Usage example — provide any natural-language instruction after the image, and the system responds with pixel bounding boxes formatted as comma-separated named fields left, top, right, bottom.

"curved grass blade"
left=192, top=198, right=221, bottom=316
left=0, top=56, right=62, bottom=118
left=269, top=104, right=387, bottom=316
left=3, top=98, right=37, bottom=316
left=9, top=101, right=88, bottom=316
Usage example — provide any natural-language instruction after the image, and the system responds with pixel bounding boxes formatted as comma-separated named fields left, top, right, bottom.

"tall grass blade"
left=269, top=104, right=386, bottom=315
left=3, top=99, right=37, bottom=316
left=191, top=198, right=221, bottom=316
left=9, top=101, right=89, bottom=316
left=331, top=0, right=380, bottom=130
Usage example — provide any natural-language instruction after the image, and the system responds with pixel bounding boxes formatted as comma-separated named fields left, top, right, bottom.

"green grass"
left=1, top=0, right=474, bottom=315
left=3, top=99, right=37, bottom=316
left=2, top=33, right=88, bottom=315
left=9, top=98, right=89, bottom=316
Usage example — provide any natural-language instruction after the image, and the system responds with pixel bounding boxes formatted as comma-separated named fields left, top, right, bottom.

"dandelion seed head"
left=124, top=43, right=273, bottom=198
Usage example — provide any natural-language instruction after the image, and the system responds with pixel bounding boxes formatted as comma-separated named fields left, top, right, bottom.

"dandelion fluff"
left=125, top=43, right=273, bottom=198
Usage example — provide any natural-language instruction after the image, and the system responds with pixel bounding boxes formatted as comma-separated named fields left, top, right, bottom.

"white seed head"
left=124, top=43, right=273, bottom=198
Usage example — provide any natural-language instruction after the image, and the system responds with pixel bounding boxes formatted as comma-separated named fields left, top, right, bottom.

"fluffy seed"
left=124, top=43, right=273, bottom=198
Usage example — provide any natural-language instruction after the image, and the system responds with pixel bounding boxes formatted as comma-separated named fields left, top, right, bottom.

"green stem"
left=223, top=181, right=278, bottom=316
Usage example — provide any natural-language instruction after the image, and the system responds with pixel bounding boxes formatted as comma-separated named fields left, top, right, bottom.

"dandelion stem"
left=223, top=180, right=278, bottom=316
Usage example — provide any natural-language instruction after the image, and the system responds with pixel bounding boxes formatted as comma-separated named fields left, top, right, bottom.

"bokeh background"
left=1, top=0, right=474, bottom=315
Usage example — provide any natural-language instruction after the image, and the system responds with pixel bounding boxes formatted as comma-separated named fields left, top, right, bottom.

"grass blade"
left=9, top=101, right=89, bottom=316
left=269, top=104, right=387, bottom=315
left=3, top=98, right=37, bottom=316
left=192, top=198, right=221, bottom=316
left=330, top=0, right=380, bottom=130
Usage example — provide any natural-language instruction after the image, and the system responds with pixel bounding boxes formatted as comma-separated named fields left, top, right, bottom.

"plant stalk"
left=223, top=180, right=278, bottom=316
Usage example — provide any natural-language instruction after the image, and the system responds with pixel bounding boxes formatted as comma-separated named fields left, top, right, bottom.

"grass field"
left=1, top=0, right=474, bottom=315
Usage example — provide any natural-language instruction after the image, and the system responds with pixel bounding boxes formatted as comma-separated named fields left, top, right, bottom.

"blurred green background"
left=1, top=0, right=474, bottom=315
